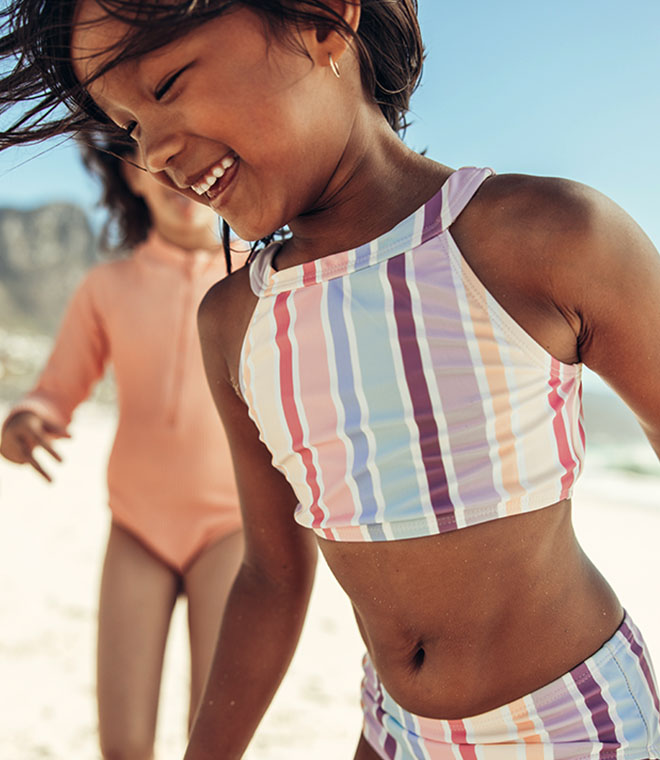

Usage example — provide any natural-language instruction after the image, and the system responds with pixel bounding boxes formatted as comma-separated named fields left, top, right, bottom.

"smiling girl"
left=0, top=135, right=244, bottom=760
left=1, top=2, right=659, bottom=759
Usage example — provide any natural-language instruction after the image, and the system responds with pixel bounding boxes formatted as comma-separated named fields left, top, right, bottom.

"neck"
left=280, top=109, right=452, bottom=268
left=153, top=226, right=221, bottom=254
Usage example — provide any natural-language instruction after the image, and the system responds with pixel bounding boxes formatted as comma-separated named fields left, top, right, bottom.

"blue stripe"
left=327, top=276, right=379, bottom=526
left=348, top=261, right=427, bottom=532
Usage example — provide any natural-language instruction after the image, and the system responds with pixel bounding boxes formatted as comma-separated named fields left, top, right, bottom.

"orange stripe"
left=460, top=259, right=524, bottom=513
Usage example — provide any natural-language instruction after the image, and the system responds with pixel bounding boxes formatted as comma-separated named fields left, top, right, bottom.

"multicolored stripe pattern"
left=361, top=613, right=660, bottom=759
left=240, top=167, right=586, bottom=542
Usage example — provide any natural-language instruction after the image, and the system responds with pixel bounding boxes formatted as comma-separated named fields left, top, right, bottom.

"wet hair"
left=0, top=0, right=424, bottom=148
left=0, top=1, right=423, bottom=266
left=79, top=135, right=151, bottom=253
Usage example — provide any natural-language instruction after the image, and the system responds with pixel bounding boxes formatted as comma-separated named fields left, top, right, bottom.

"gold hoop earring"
left=328, top=53, right=341, bottom=79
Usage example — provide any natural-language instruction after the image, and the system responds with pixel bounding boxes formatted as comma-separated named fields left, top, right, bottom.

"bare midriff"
left=318, top=500, right=623, bottom=720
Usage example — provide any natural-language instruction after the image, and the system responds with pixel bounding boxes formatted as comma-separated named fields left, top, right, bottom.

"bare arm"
left=455, top=173, right=660, bottom=459
left=185, top=281, right=318, bottom=760
left=551, top=183, right=660, bottom=458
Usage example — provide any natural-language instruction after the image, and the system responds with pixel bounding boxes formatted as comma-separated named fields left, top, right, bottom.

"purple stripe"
left=374, top=680, right=397, bottom=760
left=387, top=253, right=453, bottom=528
left=621, top=619, right=660, bottom=714
left=423, top=187, right=444, bottom=235
left=412, top=242, right=501, bottom=519
left=571, top=663, right=618, bottom=753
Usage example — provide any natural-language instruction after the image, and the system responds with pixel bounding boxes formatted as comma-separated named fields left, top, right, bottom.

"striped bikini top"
left=241, top=166, right=585, bottom=542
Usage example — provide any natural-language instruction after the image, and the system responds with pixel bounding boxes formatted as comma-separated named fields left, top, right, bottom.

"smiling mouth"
left=191, top=155, right=237, bottom=196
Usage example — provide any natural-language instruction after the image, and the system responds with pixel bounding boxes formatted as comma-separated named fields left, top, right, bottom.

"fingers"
left=1, top=432, right=54, bottom=481
left=1, top=413, right=68, bottom=481
left=32, top=431, right=63, bottom=463
left=27, top=454, right=53, bottom=483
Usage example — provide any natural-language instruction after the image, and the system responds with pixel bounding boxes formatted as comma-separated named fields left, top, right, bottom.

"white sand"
left=0, top=401, right=658, bottom=759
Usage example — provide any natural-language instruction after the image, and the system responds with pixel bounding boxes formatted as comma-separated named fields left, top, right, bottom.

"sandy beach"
left=1, top=399, right=658, bottom=759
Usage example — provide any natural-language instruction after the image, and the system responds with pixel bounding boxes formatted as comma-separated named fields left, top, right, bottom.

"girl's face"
left=123, top=160, right=220, bottom=250
left=72, top=2, right=360, bottom=242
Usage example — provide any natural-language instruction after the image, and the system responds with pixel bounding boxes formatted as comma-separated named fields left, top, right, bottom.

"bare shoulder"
left=450, top=171, right=659, bottom=364
left=468, top=172, right=615, bottom=246
left=198, top=262, right=258, bottom=384
left=467, top=172, right=651, bottom=264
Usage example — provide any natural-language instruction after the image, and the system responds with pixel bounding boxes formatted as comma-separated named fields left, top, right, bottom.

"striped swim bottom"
left=362, top=613, right=660, bottom=759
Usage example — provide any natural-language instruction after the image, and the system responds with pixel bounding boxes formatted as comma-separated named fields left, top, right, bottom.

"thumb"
left=41, top=420, right=71, bottom=439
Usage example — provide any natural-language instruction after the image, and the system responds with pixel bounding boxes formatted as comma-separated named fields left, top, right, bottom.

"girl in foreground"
left=0, top=136, right=244, bottom=759
left=2, top=1, right=659, bottom=758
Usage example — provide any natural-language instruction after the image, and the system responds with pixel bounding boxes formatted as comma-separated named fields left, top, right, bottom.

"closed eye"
left=123, top=120, right=138, bottom=138
left=155, top=65, right=190, bottom=101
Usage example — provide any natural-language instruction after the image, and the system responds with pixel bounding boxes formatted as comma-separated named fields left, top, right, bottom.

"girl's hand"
left=0, top=411, right=70, bottom=482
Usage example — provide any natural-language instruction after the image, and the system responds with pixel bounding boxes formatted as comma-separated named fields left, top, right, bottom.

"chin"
left=226, top=215, right=282, bottom=245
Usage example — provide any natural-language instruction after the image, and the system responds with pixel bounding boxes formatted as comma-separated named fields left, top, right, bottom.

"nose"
left=139, top=125, right=186, bottom=181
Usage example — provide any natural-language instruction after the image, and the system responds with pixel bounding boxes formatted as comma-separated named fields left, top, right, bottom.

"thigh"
left=97, top=522, right=180, bottom=758
left=183, top=529, right=243, bottom=727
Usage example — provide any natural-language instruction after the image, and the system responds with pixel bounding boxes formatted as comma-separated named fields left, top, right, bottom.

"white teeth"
left=190, top=155, right=236, bottom=195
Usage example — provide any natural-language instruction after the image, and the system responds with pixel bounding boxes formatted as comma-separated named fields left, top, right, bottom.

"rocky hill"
left=0, top=202, right=97, bottom=335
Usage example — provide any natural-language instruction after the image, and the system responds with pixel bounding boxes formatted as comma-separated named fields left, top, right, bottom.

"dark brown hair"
left=0, top=1, right=423, bottom=265
left=0, top=0, right=424, bottom=147
left=78, top=135, right=151, bottom=253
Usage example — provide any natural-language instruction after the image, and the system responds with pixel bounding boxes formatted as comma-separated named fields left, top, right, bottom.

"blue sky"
left=0, top=0, right=659, bottom=246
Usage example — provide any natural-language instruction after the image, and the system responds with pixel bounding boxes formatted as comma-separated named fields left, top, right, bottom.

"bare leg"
left=354, top=733, right=383, bottom=760
left=97, top=523, right=180, bottom=760
left=183, top=529, right=244, bottom=731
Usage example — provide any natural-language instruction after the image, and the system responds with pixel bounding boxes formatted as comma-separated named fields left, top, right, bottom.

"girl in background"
left=1, top=1, right=660, bottom=759
left=0, top=136, right=244, bottom=760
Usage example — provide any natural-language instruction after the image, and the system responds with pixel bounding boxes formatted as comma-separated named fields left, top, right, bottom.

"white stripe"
left=499, top=701, right=523, bottom=744
left=248, top=302, right=293, bottom=475
left=242, top=302, right=273, bottom=438
left=495, top=337, right=534, bottom=501
left=447, top=239, right=503, bottom=523
left=568, top=368, right=586, bottom=469
left=522, top=694, right=553, bottom=759
left=412, top=205, right=426, bottom=249
left=440, top=176, right=455, bottom=230
left=369, top=233, right=379, bottom=266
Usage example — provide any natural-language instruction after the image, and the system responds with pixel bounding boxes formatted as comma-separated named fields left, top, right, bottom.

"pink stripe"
left=319, top=251, right=346, bottom=281
left=548, top=358, right=577, bottom=499
left=293, top=287, right=356, bottom=532
left=578, top=382, right=586, bottom=450
left=273, top=293, right=325, bottom=528
left=301, top=260, right=316, bottom=287
left=449, top=721, right=478, bottom=760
